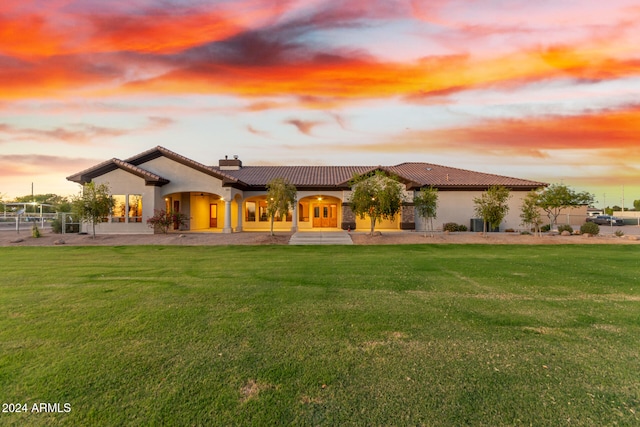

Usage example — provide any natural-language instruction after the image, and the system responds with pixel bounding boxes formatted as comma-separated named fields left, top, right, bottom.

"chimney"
left=219, top=155, right=242, bottom=170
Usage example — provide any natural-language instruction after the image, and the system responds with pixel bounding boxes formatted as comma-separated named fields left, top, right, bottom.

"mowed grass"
left=1, top=245, right=639, bottom=426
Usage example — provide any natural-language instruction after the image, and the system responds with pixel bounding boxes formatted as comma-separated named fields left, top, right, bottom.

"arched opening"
left=242, top=195, right=294, bottom=231
left=298, top=195, right=341, bottom=229
left=163, top=192, right=224, bottom=231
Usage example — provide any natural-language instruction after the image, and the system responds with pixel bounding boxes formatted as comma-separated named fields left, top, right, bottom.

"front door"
left=210, top=204, right=217, bottom=228
left=313, top=204, right=337, bottom=228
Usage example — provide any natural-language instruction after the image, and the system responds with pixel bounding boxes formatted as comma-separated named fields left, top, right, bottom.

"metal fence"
left=0, top=212, right=80, bottom=234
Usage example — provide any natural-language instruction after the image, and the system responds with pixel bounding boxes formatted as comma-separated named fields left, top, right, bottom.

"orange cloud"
left=331, top=105, right=640, bottom=162
left=0, top=1, right=290, bottom=58
left=84, top=2, right=284, bottom=55
left=1, top=1, right=638, bottom=106
left=110, top=40, right=638, bottom=105
left=0, top=14, right=68, bottom=57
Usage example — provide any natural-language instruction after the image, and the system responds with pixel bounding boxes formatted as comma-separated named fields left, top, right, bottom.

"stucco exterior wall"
left=355, top=215, right=399, bottom=231
left=87, top=168, right=157, bottom=234
left=413, top=190, right=530, bottom=232
left=142, top=156, right=226, bottom=197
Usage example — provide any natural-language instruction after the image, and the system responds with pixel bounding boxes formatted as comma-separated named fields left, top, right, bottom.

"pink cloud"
left=246, top=124, right=270, bottom=138
left=284, top=119, right=323, bottom=136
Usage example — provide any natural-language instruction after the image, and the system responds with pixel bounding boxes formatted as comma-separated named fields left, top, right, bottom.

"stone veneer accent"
left=341, top=203, right=357, bottom=231
left=400, top=204, right=416, bottom=230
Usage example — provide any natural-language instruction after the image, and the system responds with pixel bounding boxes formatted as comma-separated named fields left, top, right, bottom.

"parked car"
left=586, top=215, right=624, bottom=226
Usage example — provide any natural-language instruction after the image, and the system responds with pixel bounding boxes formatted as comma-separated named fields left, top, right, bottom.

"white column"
left=223, top=199, right=232, bottom=233
left=291, top=200, right=298, bottom=232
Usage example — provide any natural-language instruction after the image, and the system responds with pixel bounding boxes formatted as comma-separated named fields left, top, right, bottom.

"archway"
left=163, top=191, right=224, bottom=231
left=298, top=195, right=341, bottom=229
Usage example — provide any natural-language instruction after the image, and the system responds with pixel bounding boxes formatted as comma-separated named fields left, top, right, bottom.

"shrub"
left=443, top=223, right=468, bottom=232
left=580, top=222, right=600, bottom=235
left=557, top=224, right=573, bottom=234
left=540, top=224, right=551, bottom=232
left=443, top=222, right=458, bottom=232
left=32, top=225, right=41, bottom=238
left=520, top=230, right=532, bottom=235
left=51, top=218, right=62, bottom=234
left=614, top=229, right=624, bottom=237
left=147, top=209, right=188, bottom=233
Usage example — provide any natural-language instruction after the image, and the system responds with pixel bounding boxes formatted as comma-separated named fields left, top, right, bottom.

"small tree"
left=71, top=182, right=115, bottom=238
left=414, top=186, right=438, bottom=237
left=520, top=189, right=544, bottom=236
left=536, top=184, right=594, bottom=230
left=266, top=178, right=297, bottom=236
left=349, top=171, right=405, bottom=235
left=473, top=185, right=511, bottom=235
left=633, top=200, right=640, bottom=211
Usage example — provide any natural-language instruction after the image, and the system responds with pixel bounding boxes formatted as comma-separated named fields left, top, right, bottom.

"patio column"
left=235, top=198, right=243, bottom=232
left=291, top=199, right=298, bottom=232
left=223, top=199, right=232, bottom=233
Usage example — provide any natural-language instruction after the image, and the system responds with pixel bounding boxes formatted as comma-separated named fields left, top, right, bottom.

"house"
left=67, top=146, right=547, bottom=234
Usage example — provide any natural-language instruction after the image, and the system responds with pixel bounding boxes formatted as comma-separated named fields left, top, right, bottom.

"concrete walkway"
left=289, top=231, right=353, bottom=245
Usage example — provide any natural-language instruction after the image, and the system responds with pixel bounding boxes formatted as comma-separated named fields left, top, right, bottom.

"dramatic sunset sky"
left=1, top=0, right=639, bottom=207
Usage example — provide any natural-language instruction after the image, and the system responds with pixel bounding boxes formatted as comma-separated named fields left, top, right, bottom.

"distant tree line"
left=0, top=193, right=72, bottom=213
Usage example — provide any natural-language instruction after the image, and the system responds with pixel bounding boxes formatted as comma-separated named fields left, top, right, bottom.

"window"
left=252, top=199, right=293, bottom=222
left=112, top=195, right=126, bottom=222
left=299, top=202, right=309, bottom=222
left=110, top=194, right=143, bottom=223
left=128, top=195, right=142, bottom=223
left=258, top=200, right=269, bottom=222
left=246, top=201, right=256, bottom=222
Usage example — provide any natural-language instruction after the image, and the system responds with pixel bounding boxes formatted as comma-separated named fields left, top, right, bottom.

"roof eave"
left=66, top=158, right=171, bottom=187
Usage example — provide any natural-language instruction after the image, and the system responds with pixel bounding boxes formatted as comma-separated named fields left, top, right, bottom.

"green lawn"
left=1, top=245, right=639, bottom=426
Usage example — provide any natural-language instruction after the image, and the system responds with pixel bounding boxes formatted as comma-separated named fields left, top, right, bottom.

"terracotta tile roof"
left=210, top=165, right=377, bottom=188
left=68, top=146, right=547, bottom=190
left=388, top=162, right=547, bottom=189
left=213, top=163, right=545, bottom=189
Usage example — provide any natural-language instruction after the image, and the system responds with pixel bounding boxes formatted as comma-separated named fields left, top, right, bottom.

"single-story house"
left=67, top=146, right=548, bottom=234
